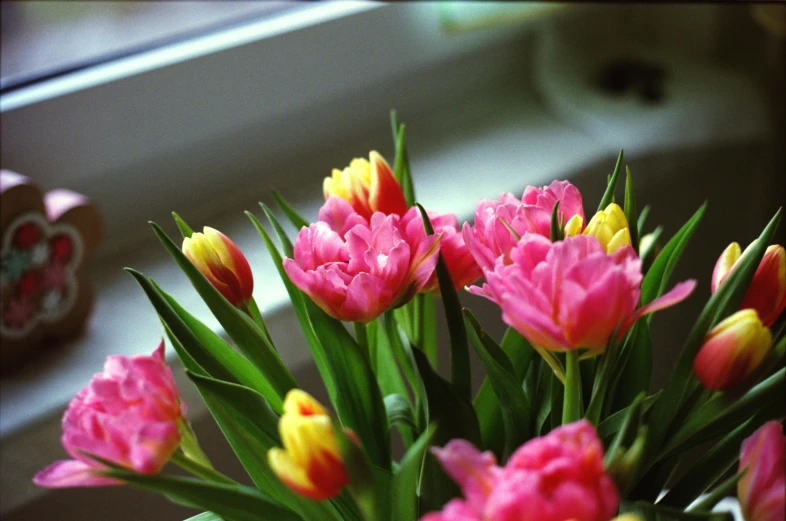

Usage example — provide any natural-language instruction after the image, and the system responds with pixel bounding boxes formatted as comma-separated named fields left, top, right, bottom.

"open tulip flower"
left=462, top=180, right=586, bottom=271
left=399, top=207, right=482, bottom=293
left=471, top=233, right=695, bottom=353
left=712, top=242, right=786, bottom=326
left=34, top=342, right=186, bottom=488
left=267, top=390, right=349, bottom=501
left=738, top=421, right=785, bottom=521
left=421, top=420, right=619, bottom=521
left=182, top=226, right=254, bottom=308
left=323, top=151, right=409, bottom=220
left=283, top=197, right=441, bottom=322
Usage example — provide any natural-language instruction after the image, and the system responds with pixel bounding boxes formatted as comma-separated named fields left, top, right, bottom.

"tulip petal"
left=34, top=460, right=122, bottom=488
left=621, top=279, right=697, bottom=334
left=369, top=151, right=408, bottom=217
left=712, top=242, right=741, bottom=293
left=432, top=440, right=499, bottom=512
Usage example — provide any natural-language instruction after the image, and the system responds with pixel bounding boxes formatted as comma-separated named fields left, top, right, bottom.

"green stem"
left=354, top=321, right=369, bottom=356
left=563, top=350, right=582, bottom=424
left=179, top=420, right=212, bottom=468
left=244, top=297, right=275, bottom=348
left=170, top=451, right=236, bottom=485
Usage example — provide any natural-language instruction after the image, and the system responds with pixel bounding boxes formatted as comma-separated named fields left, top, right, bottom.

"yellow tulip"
left=583, top=203, right=632, bottom=254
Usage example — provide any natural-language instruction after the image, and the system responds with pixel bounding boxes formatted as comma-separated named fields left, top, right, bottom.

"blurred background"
left=1, top=2, right=784, bottom=520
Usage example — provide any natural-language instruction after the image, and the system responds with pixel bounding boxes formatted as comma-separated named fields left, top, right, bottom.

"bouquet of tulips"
left=35, top=115, right=785, bottom=521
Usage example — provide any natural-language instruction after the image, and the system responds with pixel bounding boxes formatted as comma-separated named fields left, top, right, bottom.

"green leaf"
left=391, top=111, right=416, bottom=206
left=420, top=294, right=438, bottom=367
left=464, top=310, right=532, bottom=454
left=550, top=201, right=563, bottom=242
left=597, top=392, right=659, bottom=441
left=149, top=222, right=297, bottom=401
left=413, top=347, right=480, bottom=509
left=126, top=269, right=282, bottom=412
left=384, top=393, right=417, bottom=447
left=417, top=204, right=471, bottom=402
left=598, top=149, right=624, bottom=212
left=642, top=209, right=781, bottom=477
left=184, top=513, right=225, bottom=521
left=641, top=204, right=706, bottom=307
left=609, top=320, right=653, bottom=416
left=271, top=189, right=310, bottom=230
left=246, top=211, right=337, bottom=402
left=658, top=409, right=770, bottom=509
left=172, top=212, right=195, bottom=238
left=638, top=205, right=651, bottom=234
left=658, top=368, right=786, bottom=461
left=604, top=392, right=646, bottom=467
left=686, top=471, right=744, bottom=514
left=624, top=166, right=639, bottom=254
left=392, top=424, right=437, bottom=521
left=621, top=501, right=733, bottom=521
left=104, top=471, right=303, bottom=521
left=640, top=226, right=663, bottom=274
left=187, top=373, right=342, bottom=521
left=369, top=320, right=411, bottom=412
left=333, top=418, right=388, bottom=521
left=474, top=327, right=534, bottom=457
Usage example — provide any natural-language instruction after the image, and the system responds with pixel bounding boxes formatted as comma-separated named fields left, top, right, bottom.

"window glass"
left=1, top=1, right=295, bottom=89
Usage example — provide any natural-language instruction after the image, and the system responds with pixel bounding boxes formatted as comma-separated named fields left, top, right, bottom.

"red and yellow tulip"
left=182, top=227, right=254, bottom=308
left=712, top=242, right=786, bottom=327
left=693, top=309, right=772, bottom=391
left=267, top=390, right=349, bottom=501
left=323, top=151, right=408, bottom=220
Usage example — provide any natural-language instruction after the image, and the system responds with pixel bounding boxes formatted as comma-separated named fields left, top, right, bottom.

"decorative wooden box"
left=0, top=170, right=102, bottom=373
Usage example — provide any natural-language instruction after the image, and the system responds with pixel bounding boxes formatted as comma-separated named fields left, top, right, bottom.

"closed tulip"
left=583, top=203, right=632, bottom=254
left=323, top=151, right=408, bottom=220
left=284, top=197, right=441, bottom=322
left=712, top=242, right=786, bottom=326
left=34, top=342, right=186, bottom=488
left=182, top=227, right=254, bottom=308
left=471, top=234, right=695, bottom=353
left=399, top=207, right=482, bottom=293
left=738, top=421, right=785, bottom=521
left=693, top=309, right=772, bottom=391
left=267, top=390, right=349, bottom=500
left=462, top=180, right=586, bottom=271
left=421, top=420, right=619, bottom=521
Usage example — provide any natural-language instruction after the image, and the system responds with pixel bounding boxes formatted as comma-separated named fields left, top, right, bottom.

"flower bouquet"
left=35, top=114, right=785, bottom=521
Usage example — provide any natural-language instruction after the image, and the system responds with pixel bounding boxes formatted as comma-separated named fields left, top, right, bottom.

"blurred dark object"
left=598, top=58, right=667, bottom=104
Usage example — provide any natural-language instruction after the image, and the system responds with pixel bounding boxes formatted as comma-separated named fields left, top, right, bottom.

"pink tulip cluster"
left=462, top=181, right=585, bottom=271
left=285, top=194, right=481, bottom=322
left=421, top=420, right=619, bottom=521
left=34, top=342, right=185, bottom=488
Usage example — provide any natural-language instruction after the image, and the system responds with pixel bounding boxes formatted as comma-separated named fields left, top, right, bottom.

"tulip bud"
left=583, top=203, right=632, bottom=254
left=738, top=421, right=785, bottom=521
left=564, top=213, right=584, bottom=237
left=693, top=309, right=772, bottom=391
left=712, top=242, right=786, bottom=327
left=323, top=151, right=408, bottom=220
left=182, top=227, right=254, bottom=308
left=267, top=390, right=349, bottom=500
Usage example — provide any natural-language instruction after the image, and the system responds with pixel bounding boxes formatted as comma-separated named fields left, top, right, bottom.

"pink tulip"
left=471, top=233, right=695, bottom=353
left=283, top=197, right=441, bottom=322
left=421, top=420, right=619, bottom=521
left=399, top=207, right=482, bottom=293
left=34, top=342, right=186, bottom=488
left=738, top=421, right=785, bottom=521
left=462, top=180, right=586, bottom=271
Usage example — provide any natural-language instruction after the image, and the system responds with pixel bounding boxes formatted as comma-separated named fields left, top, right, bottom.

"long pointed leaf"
left=149, top=222, right=296, bottom=400
left=271, top=190, right=310, bottom=230
left=392, top=425, right=437, bottom=521
left=598, top=150, right=624, bottom=212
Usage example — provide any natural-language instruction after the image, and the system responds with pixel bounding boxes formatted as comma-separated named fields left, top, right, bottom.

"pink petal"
left=621, top=280, right=697, bottom=334
left=33, top=460, right=122, bottom=488
left=432, top=440, right=499, bottom=512
left=318, top=196, right=367, bottom=237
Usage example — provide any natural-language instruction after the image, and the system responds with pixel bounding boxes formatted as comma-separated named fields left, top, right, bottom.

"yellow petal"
left=564, top=214, right=583, bottom=237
